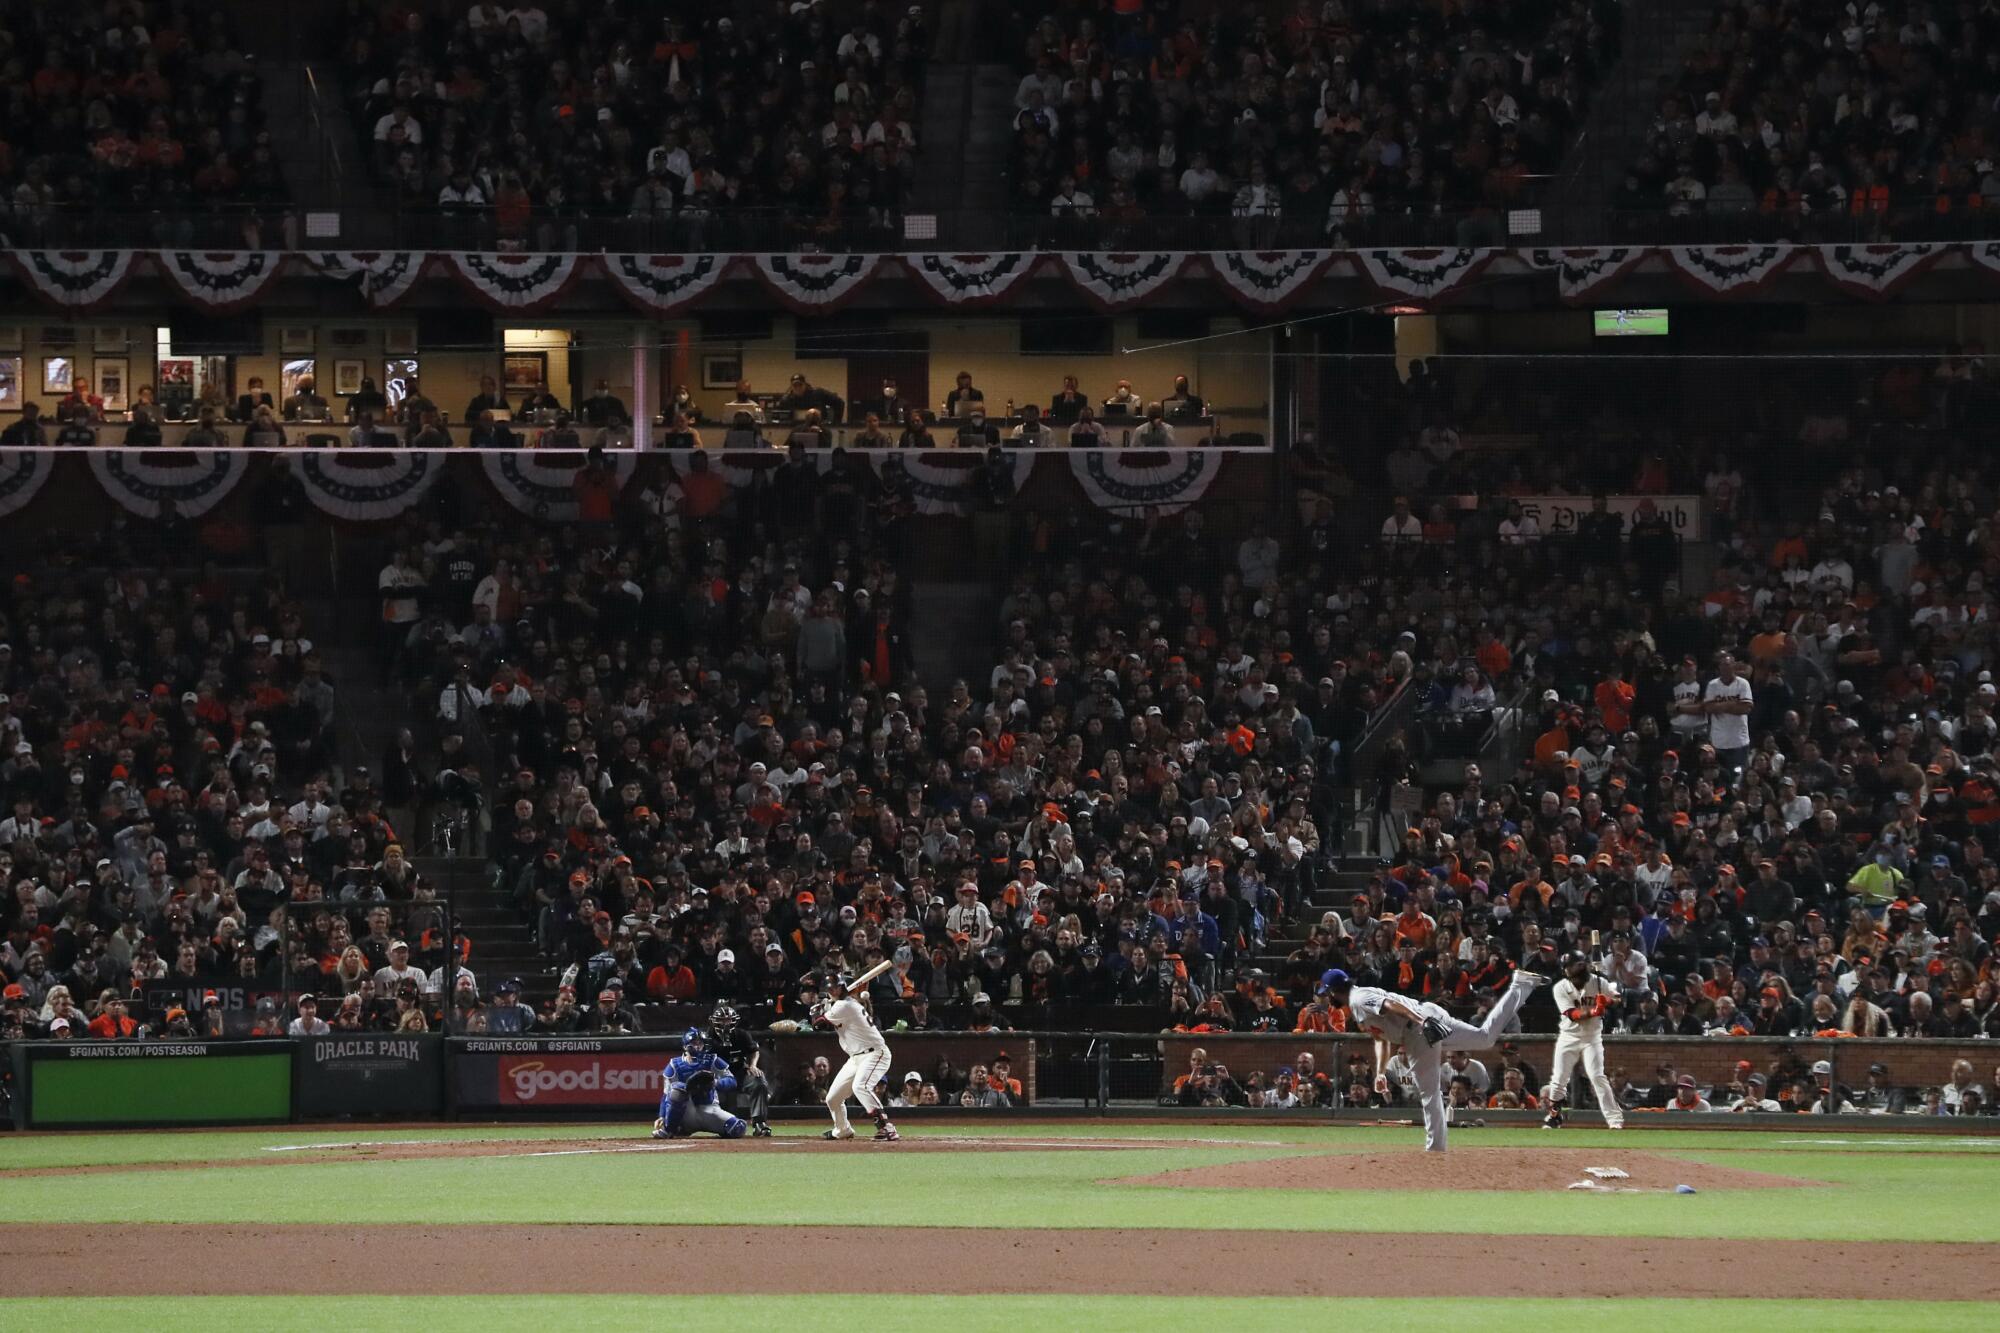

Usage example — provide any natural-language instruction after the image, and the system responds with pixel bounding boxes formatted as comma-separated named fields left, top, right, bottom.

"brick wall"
left=1158, top=1034, right=1995, bottom=1100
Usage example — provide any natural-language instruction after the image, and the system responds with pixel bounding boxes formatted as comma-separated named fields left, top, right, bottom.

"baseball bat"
left=846, top=959, right=894, bottom=992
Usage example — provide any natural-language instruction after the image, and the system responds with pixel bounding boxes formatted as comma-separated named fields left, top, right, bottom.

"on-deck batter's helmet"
left=682, top=1026, right=708, bottom=1056
left=1317, top=968, right=1352, bottom=994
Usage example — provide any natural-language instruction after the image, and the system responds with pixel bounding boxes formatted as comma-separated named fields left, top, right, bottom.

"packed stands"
left=1006, top=0, right=1618, bottom=246
left=336, top=0, right=930, bottom=249
left=1624, top=0, right=2000, bottom=237
left=0, top=1, right=286, bottom=247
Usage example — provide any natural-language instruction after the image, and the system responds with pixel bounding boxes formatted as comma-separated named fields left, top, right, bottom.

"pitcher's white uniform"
left=1548, top=972, right=1625, bottom=1128
left=821, top=995, right=892, bottom=1135
left=1348, top=973, right=1537, bottom=1152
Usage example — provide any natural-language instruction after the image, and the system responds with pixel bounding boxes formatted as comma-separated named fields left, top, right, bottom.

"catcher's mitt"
left=1420, top=1015, right=1449, bottom=1045
left=686, top=1069, right=716, bottom=1099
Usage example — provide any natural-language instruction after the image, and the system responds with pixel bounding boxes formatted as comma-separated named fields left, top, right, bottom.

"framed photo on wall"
left=700, top=353, right=742, bottom=390
left=94, top=326, right=131, bottom=353
left=279, top=326, right=315, bottom=354
left=282, top=358, right=317, bottom=403
left=0, top=328, right=24, bottom=352
left=333, top=359, right=365, bottom=396
left=502, top=351, right=547, bottom=392
left=96, top=357, right=129, bottom=412
left=0, top=357, right=20, bottom=409
left=42, top=356, right=73, bottom=395
left=384, top=327, right=418, bottom=356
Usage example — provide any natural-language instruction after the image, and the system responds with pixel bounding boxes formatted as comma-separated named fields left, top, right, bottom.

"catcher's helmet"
left=681, top=1026, right=708, bottom=1055
left=710, top=1003, right=739, bottom=1033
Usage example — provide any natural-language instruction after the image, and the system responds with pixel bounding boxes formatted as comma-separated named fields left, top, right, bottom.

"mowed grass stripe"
left=4, top=1120, right=1995, bottom=1171
left=0, top=1140, right=1993, bottom=1240
left=2, top=1295, right=1995, bottom=1332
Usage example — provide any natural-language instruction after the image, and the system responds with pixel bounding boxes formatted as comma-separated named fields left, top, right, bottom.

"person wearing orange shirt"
left=1594, top=667, right=1634, bottom=735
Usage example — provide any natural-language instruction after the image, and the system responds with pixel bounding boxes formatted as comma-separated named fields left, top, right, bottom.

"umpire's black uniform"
left=709, top=1027, right=770, bottom=1126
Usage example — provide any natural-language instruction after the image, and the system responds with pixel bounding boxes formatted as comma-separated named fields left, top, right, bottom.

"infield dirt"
left=5, top=1224, right=1998, bottom=1300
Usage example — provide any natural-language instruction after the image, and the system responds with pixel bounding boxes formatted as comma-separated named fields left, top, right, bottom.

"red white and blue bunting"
left=1352, top=248, right=1495, bottom=302
left=86, top=449, right=249, bottom=518
left=749, top=253, right=883, bottom=312
left=291, top=450, right=442, bottom=521
left=446, top=252, right=583, bottom=311
left=1208, top=250, right=1335, bottom=313
left=309, top=251, right=430, bottom=307
left=1526, top=247, right=1648, bottom=304
left=157, top=251, right=284, bottom=312
left=480, top=449, right=638, bottom=521
left=9, top=250, right=137, bottom=309
left=1059, top=252, right=1188, bottom=311
left=1815, top=244, right=1945, bottom=300
left=1963, top=241, right=2000, bottom=282
left=904, top=252, right=1039, bottom=306
left=604, top=253, right=731, bottom=315
left=15, top=243, right=2000, bottom=319
left=1068, top=448, right=1222, bottom=517
left=878, top=449, right=1028, bottom=516
left=1661, top=244, right=1798, bottom=297
left=0, top=450, right=55, bottom=517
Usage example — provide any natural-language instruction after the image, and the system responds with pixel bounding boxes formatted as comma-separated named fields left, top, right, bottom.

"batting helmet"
left=1562, top=952, right=1591, bottom=975
left=1317, top=967, right=1352, bottom=994
left=829, top=971, right=856, bottom=995
left=681, top=1026, right=708, bottom=1056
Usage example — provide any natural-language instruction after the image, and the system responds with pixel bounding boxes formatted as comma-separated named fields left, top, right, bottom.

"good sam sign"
left=453, top=1037, right=678, bottom=1112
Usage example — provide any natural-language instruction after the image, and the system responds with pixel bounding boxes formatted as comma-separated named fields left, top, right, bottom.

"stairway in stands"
left=1550, top=0, right=1718, bottom=240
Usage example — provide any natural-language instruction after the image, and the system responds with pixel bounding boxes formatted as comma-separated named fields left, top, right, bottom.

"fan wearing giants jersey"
left=1668, top=655, right=1707, bottom=749
left=812, top=972, right=899, bottom=1142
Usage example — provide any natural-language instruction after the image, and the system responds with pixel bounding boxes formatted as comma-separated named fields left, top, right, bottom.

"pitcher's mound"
left=1117, top=1147, right=1818, bottom=1193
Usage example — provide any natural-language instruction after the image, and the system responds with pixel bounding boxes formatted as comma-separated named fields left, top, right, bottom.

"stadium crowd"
left=5, top=341, right=2000, bottom=1118
left=337, top=0, right=928, bottom=248
left=0, top=1, right=285, bottom=246
left=1620, top=0, right=2000, bottom=236
left=1008, top=0, right=1617, bottom=245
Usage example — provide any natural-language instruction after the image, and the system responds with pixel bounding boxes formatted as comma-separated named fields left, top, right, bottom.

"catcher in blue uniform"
left=652, top=1027, right=748, bottom=1139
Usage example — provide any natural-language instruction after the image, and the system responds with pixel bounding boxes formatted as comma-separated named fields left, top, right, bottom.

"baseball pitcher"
left=1318, top=964, right=1546, bottom=1153
left=653, top=1027, right=748, bottom=1139
left=706, top=1003, right=771, bottom=1136
left=1544, top=951, right=1625, bottom=1130
left=813, top=971, right=899, bottom=1142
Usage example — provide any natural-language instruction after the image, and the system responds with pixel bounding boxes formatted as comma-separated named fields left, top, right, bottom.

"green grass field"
left=3, top=1119, right=1996, bottom=1328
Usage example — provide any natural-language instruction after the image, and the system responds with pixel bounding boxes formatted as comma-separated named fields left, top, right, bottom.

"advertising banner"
left=297, top=1034, right=444, bottom=1117
left=452, top=1038, right=676, bottom=1113
left=26, top=1041, right=292, bottom=1127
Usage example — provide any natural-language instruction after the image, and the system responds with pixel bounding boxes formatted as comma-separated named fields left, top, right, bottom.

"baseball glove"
left=1420, top=1015, right=1449, bottom=1045
left=686, top=1069, right=715, bottom=1099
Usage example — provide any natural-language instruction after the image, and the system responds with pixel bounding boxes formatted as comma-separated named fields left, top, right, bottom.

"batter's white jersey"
left=822, top=996, right=888, bottom=1056
left=1553, top=974, right=1617, bottom=1037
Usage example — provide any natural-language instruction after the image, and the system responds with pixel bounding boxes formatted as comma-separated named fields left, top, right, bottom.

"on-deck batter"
left=1544, top=951, right=1625, bottom=1130
left=1318, top=965, right=1546, bottom=1152
left=813, top=972, right=899, bottom=1142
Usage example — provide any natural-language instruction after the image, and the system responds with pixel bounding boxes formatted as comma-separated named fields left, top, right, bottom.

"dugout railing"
left=7, top=1030, right=1999, bottom=1130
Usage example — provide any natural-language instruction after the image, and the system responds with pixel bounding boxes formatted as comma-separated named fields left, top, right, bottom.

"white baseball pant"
left=827, top=1045, right=892, bottom=1133
left=1407, top=976, right=1535, bottom=1152
left=1548, top=1030, right=1624, bottom=1128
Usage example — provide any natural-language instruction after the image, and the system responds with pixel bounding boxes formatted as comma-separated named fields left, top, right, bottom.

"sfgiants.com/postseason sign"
left=456, top=1039, right=671, bottom=1110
